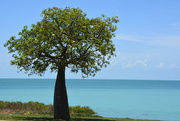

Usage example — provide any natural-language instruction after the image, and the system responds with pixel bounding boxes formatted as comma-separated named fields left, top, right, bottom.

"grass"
left=0, top=101, right=160, bottom=121
left=0, top=114, right=160, bottom=121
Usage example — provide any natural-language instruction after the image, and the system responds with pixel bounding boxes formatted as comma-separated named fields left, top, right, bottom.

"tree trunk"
left=54, top=66, right=70, bottom=120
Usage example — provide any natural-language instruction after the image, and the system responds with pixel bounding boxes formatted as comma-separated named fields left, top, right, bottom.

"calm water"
left=0, top=79, right=180, bottom=121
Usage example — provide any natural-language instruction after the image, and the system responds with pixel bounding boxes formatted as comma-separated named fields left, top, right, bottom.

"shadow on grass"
left=71, top=117, right=117, bottom=121
left=11, top=116, right=53, bottom=121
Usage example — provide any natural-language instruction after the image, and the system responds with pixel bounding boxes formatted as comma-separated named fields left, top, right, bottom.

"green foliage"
left=0, top=101, right=96, bottom=117
left=0, top=101, right=53, bottom=114
left=4, top=7, right=119, bottom=77
left=69, top=106, right=97, bottom=117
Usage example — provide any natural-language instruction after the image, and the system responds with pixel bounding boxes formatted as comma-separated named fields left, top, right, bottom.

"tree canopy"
left=4, top=7, right=119, bottom=120
left=4, top=7, right=119, bottom=77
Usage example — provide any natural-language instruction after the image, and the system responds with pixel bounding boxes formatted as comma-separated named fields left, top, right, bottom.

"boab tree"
left=4, top=7, right=119, bottom=120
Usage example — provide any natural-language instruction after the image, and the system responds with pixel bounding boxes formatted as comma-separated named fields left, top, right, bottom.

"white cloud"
left=110, top=51, right=180, bottom=70
left=115, top=34, right=143, bottom=42
left=170, top=23, right=180, bottom=27
left=154, top=62, right=180, bottom=69
left=169, top=63, right=177, bottom=69
left=112, top=33, right=180, bottom=72
left=111, top=53, right=152, bottom=69
left=169, top=23, right=180, bottom=30
left=124, top=55, right=151, bottom=68
left=155, top=62, right=165, bottom=69
left=115, top=34, right=180, bottom=48
left=148, top=36, right=180, bottom=48
left=123, top=56, right=150, bottom=68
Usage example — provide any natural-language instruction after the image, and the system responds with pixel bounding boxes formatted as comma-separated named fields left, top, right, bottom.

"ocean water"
left=0, top=79, right=180, bottom=121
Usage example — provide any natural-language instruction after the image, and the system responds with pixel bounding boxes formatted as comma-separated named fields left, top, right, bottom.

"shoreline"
left=0, top=101, right=160, bottom=121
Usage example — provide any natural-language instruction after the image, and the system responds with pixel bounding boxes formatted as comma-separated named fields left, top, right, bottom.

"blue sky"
left=1, top=0, right=180, bottom=80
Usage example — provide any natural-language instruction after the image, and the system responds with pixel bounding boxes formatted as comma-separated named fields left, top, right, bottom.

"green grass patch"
left=0, top=114, right=160, bottom=121
left=0, top=101, right=160, bottom=121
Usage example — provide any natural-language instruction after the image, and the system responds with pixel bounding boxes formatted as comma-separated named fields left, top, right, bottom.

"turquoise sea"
left=0, top=79, right=180, bottom=121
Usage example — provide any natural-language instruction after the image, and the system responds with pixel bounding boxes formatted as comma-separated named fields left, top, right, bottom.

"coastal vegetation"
left=0, top=101, right=96, bottom=117
left=0, top=101, right=159, bottom=121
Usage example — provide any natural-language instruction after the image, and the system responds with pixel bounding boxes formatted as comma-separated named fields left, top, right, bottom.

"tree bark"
left=54, top=66, right=70, bottom=120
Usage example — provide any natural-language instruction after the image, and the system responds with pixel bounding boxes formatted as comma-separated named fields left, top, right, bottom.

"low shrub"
left=0, top=101, right=97, bottom=117
left=0, top=101, right=53, bottom=114
left=70, top=105, right=97, bottom=117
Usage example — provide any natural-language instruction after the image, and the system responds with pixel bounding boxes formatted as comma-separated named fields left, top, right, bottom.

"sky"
left=1, top=0, right=180, bottom=80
